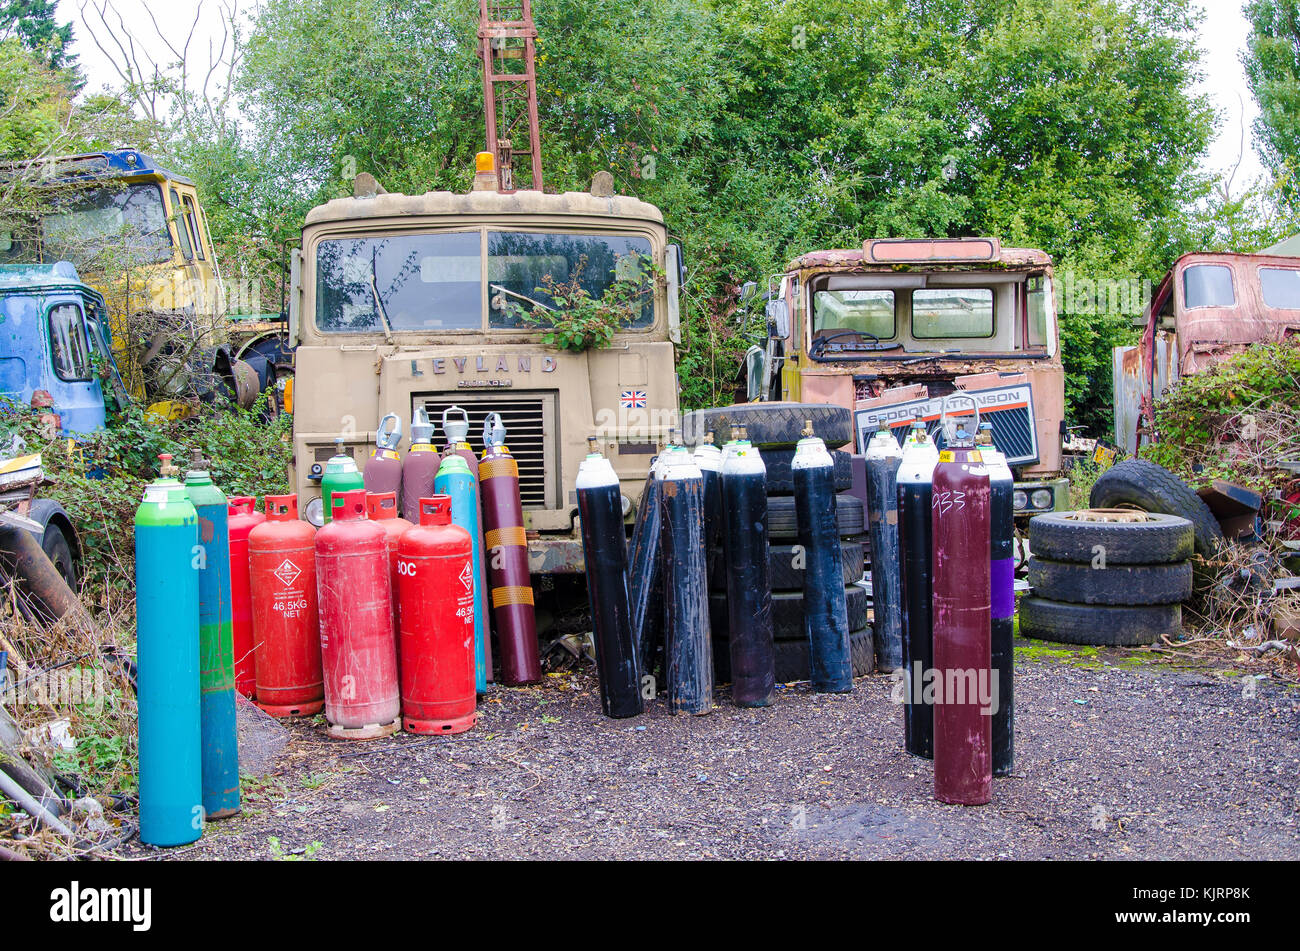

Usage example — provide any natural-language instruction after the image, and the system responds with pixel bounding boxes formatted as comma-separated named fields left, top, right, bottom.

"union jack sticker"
left=620, top=389, right=647, bottom=409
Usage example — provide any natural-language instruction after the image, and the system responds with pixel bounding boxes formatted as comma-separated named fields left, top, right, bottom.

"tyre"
left=681, top=402, right=852, bottom=451
left=1018, top=596, right=1182, bottom=646
left=40, top=522, right=78, bottom=590
left=709, top=586, right=868, bottom=640
left=760, top=448, right=853, bottom=494
left=713, top=627, right=874, bottom=683
left=1089, top=459, right=1223, bottom=557
left=708, top=541, right=864, bottom=591
left=766, top=493, right=865, bottom=540
left=1027, top=557, right=1192, bottom=606
left=1028, top=510, right=1194, bottom=565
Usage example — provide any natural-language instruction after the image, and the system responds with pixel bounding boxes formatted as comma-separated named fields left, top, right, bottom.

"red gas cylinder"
left=366, top=491, right=413, bottom=656
left=249, top=495, right=323, bottom=717
left=931, top=435, right=993, bottom=806
left=397, top=496, right=477, bottom=734
left=227, top=496, right=265, bottom=699
left=315, top=488, right=400, bottom=738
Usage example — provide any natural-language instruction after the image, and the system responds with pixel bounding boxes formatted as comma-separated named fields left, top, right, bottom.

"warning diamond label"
left=274, top=559, right=302, bottom=587
left=459, top=562, right=473, bottom=591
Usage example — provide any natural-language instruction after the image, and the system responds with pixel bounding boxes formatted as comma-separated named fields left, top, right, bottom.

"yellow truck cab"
left=288, top=167, right=684, bottom=572
left=0, top=148, right=267, bottom=410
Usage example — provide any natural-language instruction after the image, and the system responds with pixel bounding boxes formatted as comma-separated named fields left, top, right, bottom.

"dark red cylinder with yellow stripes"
left=479, top=413, right=541, bottom=685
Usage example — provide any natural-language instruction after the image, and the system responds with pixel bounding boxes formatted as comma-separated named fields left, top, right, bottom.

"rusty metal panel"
left=1113, top=344, right=1142, bottom=455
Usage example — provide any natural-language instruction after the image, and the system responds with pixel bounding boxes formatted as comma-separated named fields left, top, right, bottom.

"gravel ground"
left=132, top=646, right=1300, bottom=861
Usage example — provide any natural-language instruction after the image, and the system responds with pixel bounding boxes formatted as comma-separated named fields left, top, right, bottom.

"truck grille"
left=416, top=392, right=557, bottom=509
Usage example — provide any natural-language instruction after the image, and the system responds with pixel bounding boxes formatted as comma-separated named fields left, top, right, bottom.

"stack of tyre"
left=680, top=402, right=875, bottom=682
left=1021, top=507, right=1195, bottom=646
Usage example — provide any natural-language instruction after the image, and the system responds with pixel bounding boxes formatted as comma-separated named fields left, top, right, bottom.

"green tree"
left=1244, top=0, right=1300, bottom=197
left=0, top=0, right=74, bottom=70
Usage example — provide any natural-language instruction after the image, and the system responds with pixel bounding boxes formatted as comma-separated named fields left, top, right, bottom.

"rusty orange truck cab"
left=1115, top=251, right=1300, bottom=455
left=754, top=237, right=1068, bottom=518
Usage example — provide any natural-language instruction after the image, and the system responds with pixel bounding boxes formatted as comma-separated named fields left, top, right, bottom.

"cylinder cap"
left=228, top=495, right=256, bottom=515
left=264, top=494, right=299, bottom=521
left=367, top=491, right=399, bottom=520
left=419, top=495, right=453, bottom=526
left=332, top=488, right=369, bottom=521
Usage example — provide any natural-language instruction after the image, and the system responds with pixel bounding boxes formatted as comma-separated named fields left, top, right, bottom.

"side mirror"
left=739, top=281, right=758, bottom=302
left=744, top=345, right=768, bottom=402
left=765, top=299, right=790, bottom=339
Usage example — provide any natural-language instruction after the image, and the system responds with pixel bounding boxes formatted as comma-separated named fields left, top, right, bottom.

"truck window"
left=1259, top=267, right=1300, bottom=309
left=316, top=232, right=482, bottom=333
left=169, top=189, right=194, bottom=261
left=912, top=288, right=994, bottom=338
left=182, top=195, right=206, bottom=260
left=812, top=290, right=895, bottom=338
left=487, top=231, right=655, bottom=329
left=40, top=183, right=171, bottom=268
left=48, top=302, right=92, bottom=381
left=1183, top=264, right=1235, bottom=308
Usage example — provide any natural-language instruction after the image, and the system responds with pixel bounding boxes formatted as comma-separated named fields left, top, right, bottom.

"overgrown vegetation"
left=1144, top=339, right=1300, bottom=493
left=0, top=395, right=291, bottom=610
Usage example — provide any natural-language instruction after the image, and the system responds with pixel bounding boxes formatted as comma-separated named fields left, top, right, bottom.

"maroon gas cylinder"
left=366, top=491, right=413, bottom=662
left=931, top=442, right=993, bottom=806
left=248, top=495, right=323, bottom=717
left=479, top=423, right=541, bottom=685
left=227, top=496, right=265, bottom=699
left=363, top=413, right=404, bottom=496
left=315, top=488, right=400, bottom=738
left=396, top=496, right=477, bottom=734
left=400, top=413, right=442, bottom=523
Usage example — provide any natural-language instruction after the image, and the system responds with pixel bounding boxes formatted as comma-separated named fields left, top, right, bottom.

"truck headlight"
left=305, top=497, right=325, bottom=527
left=1013, top=489, right=1029, bottom=510
left=1031, top=488, right=1054, bottom=510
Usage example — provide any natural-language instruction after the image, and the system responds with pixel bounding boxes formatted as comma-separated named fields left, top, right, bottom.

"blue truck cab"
left=0, top=261, right=127, bottom=435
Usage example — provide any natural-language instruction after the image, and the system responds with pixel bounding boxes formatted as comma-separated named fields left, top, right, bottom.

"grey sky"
left=59, top=0, right=1267, bottom=185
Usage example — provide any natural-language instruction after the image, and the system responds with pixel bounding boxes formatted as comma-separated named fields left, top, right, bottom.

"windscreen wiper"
left=370, top=247, right=394, bottom=344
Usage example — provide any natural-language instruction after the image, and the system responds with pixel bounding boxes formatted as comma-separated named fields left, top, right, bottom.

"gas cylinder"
left=183, top=451, right=240, bottom=820
left=366, top=491, right=413, bottom=659
left=363, top=413, right=404, bottom=496
left=441, top=405, right=494, bottom=681
left=897, top=415, right=940, bottom=759
left=249, top=495, right=323, bottom=717
left=721, top=429, right=775, bottom=707
left=658, top=438, right=713, bottom=715
left=931, top=407, right=993, bottom=806
left=433, top=453, right=489, bottom=694
left=227, top=495, right=264, bottom=699
left=793, top=423, right=853, bottom=693
left=576, top=439, right=642, bottom=718
left=978, top=421, right=1015, bottom=777
left=315, top=488, right=400, bottom=738
left=135, top=454, right=203, bottom=846
left=864, top=421, right=905, bottom=672
left=694, top=432, right=724, bottom=589
left=397, top=496, right=477, bottom=734
left=401, top=408, right=441, bottom=522
left=321, top=437, right=364, bottom=524
left=628, top=453, right=664, bottom=677
left=479, top=413, right=541, bottom=685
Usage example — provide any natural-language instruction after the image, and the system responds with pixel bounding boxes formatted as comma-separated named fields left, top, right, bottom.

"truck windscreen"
left=38, top=183, right=172, bottom=269
left=314, top=230, right=655, bottom=333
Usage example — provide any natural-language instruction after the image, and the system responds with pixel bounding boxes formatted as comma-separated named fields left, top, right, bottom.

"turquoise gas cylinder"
left=135, top=453, right=203, bottom=846
left=184, top=451, right=241, bottom=820
left=433, top=453, right=488, bottom=694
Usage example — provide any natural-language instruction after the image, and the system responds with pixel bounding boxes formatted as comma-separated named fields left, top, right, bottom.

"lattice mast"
left=478, top=0, right=544, bottom=193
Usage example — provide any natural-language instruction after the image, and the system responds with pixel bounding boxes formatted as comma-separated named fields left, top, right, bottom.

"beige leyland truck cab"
left=288, top=175, right=684, bottom=573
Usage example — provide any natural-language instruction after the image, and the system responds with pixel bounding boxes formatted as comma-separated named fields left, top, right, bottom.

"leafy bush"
left=0, top=395, right=292, bottom=612
left=515, top=253, right=661, bottom=353
left=1143, top=340, right=1300, bottom=491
